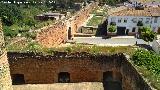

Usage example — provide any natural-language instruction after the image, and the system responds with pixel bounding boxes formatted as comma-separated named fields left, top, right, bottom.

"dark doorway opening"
left=103, top=71, right=113, bottom=82
left=103, top=71, right=122, bottom=90
left=126, top=29, right=129, bottom=35
left=58, top=72, right=70, bottom=83
left=117, top=27, right=126, bottom=35
left=12, top=74, right=25, bottom=85
left=68, top=27, right=72, bottom=40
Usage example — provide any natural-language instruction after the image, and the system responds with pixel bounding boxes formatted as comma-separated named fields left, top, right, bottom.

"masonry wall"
left=120, top=55, right=152, bottom=90
left=8, top=52, right=152, bottom=90
left=36, top=21, right=67, bottom=47
left=0, top=22, right=12, bottom=90
left=36, top=2, right=97, bottom=48
left=8, top=52, right=121, bottom=84
left=70, top=3, right=97, bottom=34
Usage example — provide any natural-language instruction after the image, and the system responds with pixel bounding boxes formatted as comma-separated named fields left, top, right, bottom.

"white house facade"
left=107, top=7, right=160, bottom=35
left=152, top=39, right=160, bottom=54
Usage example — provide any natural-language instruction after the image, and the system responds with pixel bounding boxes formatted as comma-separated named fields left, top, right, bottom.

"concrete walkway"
left=69, top=36, right=152, bottom=46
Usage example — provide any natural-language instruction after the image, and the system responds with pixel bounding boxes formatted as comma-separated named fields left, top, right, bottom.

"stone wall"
left=8, top=52, right=152, bottom=90
left=0, top=22, right=12, bottom=90
left=70, top=3, right=97, bottom=34
left=8, top=52, right=121, bottom=84
left=36, top=2, right=97, bottom=48
left=120, top=55, right=152, bottom=90
left=36, top=21, right=67, bottom=47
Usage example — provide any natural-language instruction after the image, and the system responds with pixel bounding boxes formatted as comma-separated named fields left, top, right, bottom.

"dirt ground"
left=13, top=82, right=103, bottom=90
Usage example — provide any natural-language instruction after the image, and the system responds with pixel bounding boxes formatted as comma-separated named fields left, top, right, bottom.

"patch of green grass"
left=87, top=16, right=104, bottom=26
left=133, top=65, right=160, bottom=89
left=91, top=6, right=108, bottom=16
left=6, top=42, right=135, bottom=56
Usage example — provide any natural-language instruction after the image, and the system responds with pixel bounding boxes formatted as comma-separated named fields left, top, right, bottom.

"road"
left=69, top=37, right=152, bottom=46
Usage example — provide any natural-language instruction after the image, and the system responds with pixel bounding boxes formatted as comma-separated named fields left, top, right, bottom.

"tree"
left=140, top=27, right=156, bottom=44
left=0, top=3, right=22, bottom=26
left=108, top=25, right=116, bottom=33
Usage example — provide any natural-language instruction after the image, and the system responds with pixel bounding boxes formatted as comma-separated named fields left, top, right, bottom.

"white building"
left=108, top=7, right=160, bottom=35
left=152, top=35, right=160, bottom=54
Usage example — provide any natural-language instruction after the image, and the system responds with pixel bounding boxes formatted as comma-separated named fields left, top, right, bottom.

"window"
left=132, top=18, right=137, bottom=23
left=154, top=17, right=158, bottom=23
left=124, top=18, right=127, bottom=23
left=118, top=18, right=122, bottom=23
left=139, top=18, right=143, bottom=21
left=12, top=74, right=25, bottom=85
left=145, top=18, right=150, bottom=24
left=111, top=17, right=116, bottom=22
left=132, top=27, right=136, bottom=32
left=58, top=72, right=70, bottom=83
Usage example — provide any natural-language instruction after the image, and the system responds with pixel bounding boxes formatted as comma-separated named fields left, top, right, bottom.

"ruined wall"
left=70, top=3, right=97, bottom=34
left=8, top=52, right=152, bottom=90
left=36, top=2, right=97, bottom=48
left=36, top=21, right=67, bottom=47
left=0, top=22, right=12, bottom=90
left=8, top=52, right=121, bottom=84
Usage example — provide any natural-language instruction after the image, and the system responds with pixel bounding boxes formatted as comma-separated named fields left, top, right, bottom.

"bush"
left=108, top=25, right=116, bottom=33
left=132, top=49, right=160, bottom=74
left=0, top=3, right=22, bottom=26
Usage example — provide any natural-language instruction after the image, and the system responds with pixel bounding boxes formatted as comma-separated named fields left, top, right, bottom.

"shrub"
left=108, top=25, right=116, bottom=33
left=132, top=49, right=160, bottom=74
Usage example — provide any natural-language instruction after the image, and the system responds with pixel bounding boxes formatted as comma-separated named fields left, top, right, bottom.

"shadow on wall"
left=95, top=20, right=107, bottom=36
left=103, top=71, right=122, bottom=90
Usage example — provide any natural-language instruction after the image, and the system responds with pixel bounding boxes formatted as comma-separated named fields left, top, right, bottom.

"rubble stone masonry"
left=8, top=52, right=152, bottom=90
left=0, top=22, right=12, bottom=90
left=36, top=2, right=97, bottom=48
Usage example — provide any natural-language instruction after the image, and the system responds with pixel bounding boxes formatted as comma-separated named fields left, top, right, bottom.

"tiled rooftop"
left=110, top=7, right=160, bottom=17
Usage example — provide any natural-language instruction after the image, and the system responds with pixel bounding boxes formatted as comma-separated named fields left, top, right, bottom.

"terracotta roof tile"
left=110, top=7, right=160, bottom=17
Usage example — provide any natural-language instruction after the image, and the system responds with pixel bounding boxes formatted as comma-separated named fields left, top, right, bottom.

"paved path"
left=69, top=37, right=152, bottom=46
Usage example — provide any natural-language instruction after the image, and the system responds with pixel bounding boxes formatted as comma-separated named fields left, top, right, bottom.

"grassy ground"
left=6, top=41, right=135, bottom=56
left=87, top=16, right=104, bottom=26
left=86, top=6, right=108, bottom=26
left=133, top=64, right=160, bottom=89
left=91, top=6, right=108, bottom=16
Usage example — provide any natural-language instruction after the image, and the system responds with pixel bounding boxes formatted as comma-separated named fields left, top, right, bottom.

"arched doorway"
left=58, top=72, right=70, bottom=83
